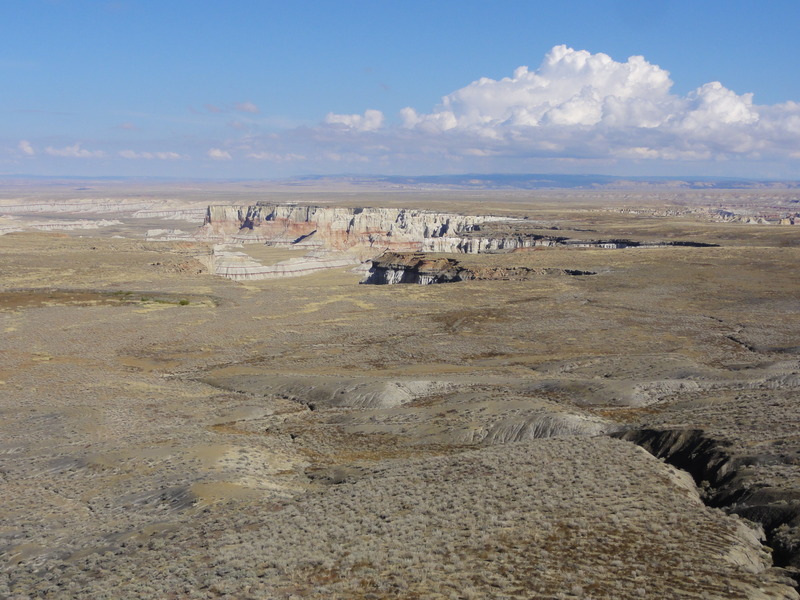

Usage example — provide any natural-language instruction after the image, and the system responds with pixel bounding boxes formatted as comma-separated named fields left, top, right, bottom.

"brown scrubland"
left=1, top=183, right=799, bottom=599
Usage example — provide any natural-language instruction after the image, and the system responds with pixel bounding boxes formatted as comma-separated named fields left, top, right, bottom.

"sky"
left=3, top=0, right=800, bottom=180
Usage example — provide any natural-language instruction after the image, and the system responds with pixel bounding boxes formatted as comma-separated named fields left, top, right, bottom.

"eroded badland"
left=2, top=182, right=800, bottom=599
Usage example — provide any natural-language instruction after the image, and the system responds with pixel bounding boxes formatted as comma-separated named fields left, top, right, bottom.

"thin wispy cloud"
left=199, top=101, right=260, bottom=116
left=247, top=151, right=306, bottom=162
left=235, top=101, right=260, bottom=114
left=44, top=143, right=105, bottom=158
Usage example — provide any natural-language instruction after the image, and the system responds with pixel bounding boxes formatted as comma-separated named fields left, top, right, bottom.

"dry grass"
left=1, top=189, right=799, bottom=599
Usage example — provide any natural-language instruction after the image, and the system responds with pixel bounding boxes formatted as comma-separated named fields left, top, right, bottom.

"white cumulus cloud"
left=158, top=45, right=800, bottom=176
left=402, top=45, right=677, bottom=132
left=18, top=140, right=35, bottom=156
left=396, top=45, right=800, bottom=164
left=207, top=148, right=232, bottom=160
left=325, top=109, right=384, bottom=131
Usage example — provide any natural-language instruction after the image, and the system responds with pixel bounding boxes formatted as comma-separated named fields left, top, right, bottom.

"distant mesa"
left=0, top=193, right=735, bottom=282
left=195, top=204, right=500, bottom=253
left=181, top=203, right=719, bottom=282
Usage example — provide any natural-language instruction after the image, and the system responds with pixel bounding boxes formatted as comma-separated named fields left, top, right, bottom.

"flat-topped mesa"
left=201, top=203, right=509, bottom=252
left=361, top=252, right=463, bottom=284
left=0, top=198, right=206, bottom=220
left=196, top=203, right=718, bottom=281
left=201, top=203, right=712, bottom=254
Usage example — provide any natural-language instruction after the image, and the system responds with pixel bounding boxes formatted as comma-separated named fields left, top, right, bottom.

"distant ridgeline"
left=286, top=173, right=800, bottom=190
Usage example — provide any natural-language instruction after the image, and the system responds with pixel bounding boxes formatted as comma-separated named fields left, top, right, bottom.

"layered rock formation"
left=131, top=207, right=207, bottom=222
left=0, top=216, right=123, bottom=235
left=0, top=198, right=156, bottom=215
left=361, top=253, right=464, bottom=284
left=199, top=203, right=507, bottom=252
left=193, top=203, right=716, bottom=280
left=0, top=198, right=206, bottom=222
left=196, top=204, right=545, bottom=280
left=197, top=245, right=361, bottom=281
left=200, top=203, right=719, bottom=252
left=360, top=252, right=596, bottom=284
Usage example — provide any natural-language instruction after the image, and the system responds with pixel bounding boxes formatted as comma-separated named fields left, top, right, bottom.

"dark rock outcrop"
left=616, top=427, right=800, bottom=579
left=361, top=252, right=596, bottom=285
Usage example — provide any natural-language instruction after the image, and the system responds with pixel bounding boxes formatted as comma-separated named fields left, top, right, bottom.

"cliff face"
left=360, top=253, right=463, bottom=284
left=616, top=428, right=800, bottom=575
left=200, top=204, right=714, bottom=253
left=196, top=203, right=712, bottom=282
left=200, top=204, right=528, bottom=253
left=361, top=252, right=596, bottom=284
left=199, top=245, right=361, bottom=281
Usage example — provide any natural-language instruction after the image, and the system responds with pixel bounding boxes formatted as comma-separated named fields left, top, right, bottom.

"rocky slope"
left=617, top=427, right=800, bottom=580
left=199, top=374, right=448, bottom=409
left=197, top=245, right=361, bottom=281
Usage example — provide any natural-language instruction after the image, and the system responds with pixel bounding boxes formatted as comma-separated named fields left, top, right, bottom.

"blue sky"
left=3, top=0, right=800, bottom=179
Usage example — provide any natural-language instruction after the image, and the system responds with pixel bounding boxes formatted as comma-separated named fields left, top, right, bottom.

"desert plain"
left=1, top=181, right=800, bottom=599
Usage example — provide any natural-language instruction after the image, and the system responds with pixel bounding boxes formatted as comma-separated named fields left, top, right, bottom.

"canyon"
left=1, top=183, right=800, bottom=599
left=152, top=201, right=722, bottom=282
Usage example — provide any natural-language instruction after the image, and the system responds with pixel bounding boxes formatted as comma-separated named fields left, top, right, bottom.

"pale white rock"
left=0, top=198, right=157, bottom=215
left=198, top=202, right=690, bottom=282
left=201, top=244, right=360, bottom=281
left=0, top=216, right=123, bottom=234
left=0, top=198, right=211, bottom=223
left=481, top=412, right=613, bottom=445
left=131, top=207, right=207, bottom=222
left=202, top=374, right=448, bottom=409
left=0, top=225, right=24, bottom=236
left=197, top=203, right=523, bottom=281
left=146, top=228, right=189, bottom=241
left=29, top=219, right=123, bottom=231
left=200, top=203, right=500, bottom=252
